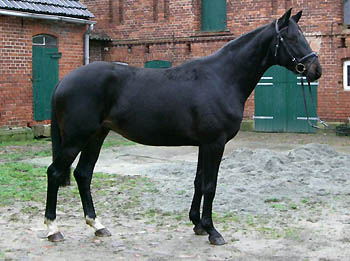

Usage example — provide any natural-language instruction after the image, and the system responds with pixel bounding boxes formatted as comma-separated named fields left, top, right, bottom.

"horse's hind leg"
left=45, top=143, right=82, bottom=242
left=73, top=128, right=111, bottom=237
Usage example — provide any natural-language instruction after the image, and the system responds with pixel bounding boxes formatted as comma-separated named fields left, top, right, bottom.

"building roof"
left=0, top=0, right=94, bottom=19
left=89, top=31, right=112, bottom=41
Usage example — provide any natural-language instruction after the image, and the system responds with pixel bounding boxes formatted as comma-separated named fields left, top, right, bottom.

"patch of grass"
left=271, top=203, right=287, bottom=211
left=301, top=198, right=309, bottom=204
left=214, top=211, right=241, bottom=224
left=176, top=190, right=186, bottom=195
left=0, top=159, right=169, bottom=225
left=289, top=202, right=298, bottom=210
left=0, top=162, right=47, bottom=206
left=255, top=223, right=302, bottom=240
left=0, top=135, right=135, bottom=163
left=264, top=197, right=299, bottom=211
left=264, top=198, right=281, bottom=203
left=102, top=137, right=136, bottom=148
left=0, top=138, right=50, bottom=147
left=0, top=138, right=51, bottom=162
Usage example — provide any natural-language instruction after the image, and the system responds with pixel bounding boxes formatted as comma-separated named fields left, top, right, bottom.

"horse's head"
left=273, top=9, right=322, bottom=82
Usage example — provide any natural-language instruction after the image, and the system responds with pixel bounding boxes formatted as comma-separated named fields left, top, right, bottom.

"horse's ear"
left=292, top=10, right=302, bottom=23
left=278, top=8, right=292, bottom=30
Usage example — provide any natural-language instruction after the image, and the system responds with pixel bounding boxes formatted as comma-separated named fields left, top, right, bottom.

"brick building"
left=83, top=0, right=350, bottom=127
left=0, top=0, right=94, bottom=128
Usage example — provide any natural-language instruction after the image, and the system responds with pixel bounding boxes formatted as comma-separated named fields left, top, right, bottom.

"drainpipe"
left=84, top=24, right=94, bottom=65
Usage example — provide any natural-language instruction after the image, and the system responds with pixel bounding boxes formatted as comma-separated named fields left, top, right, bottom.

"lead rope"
left=300, top=77, right=329, bottom=129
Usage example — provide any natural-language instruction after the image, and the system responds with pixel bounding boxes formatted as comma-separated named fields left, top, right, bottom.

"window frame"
left=344, top=60, right=350, bottom=91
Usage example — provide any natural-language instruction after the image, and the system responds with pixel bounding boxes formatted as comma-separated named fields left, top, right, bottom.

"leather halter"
left=274, top=20, right=318, bottom=74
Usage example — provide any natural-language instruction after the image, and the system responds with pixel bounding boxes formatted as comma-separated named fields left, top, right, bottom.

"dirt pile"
left=139, top=144, right=350, bottom=215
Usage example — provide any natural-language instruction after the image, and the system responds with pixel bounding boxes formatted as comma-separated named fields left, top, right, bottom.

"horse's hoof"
left=193, top=224, right=208, bottom=235
left=209, top=235, right=226, bottom=245
left=48, top=232, right=64, bottom=242
left=95, top=228, right=112, bottom=237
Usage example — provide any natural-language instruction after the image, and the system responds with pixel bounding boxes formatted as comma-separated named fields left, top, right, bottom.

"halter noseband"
left=274, top=20, right=318, bottom=74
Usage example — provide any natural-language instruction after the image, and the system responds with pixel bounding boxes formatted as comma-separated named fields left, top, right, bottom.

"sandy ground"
left=1, top=131, right=350, bottom=260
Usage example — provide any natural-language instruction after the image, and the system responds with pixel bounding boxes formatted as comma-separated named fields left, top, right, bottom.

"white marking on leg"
left=85, top=216, right=105, bottom=231
left=44, top=218, right=59, bottom=237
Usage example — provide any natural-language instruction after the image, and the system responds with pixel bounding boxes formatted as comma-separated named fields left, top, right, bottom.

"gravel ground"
left=1, top=131, right=350, bottom=260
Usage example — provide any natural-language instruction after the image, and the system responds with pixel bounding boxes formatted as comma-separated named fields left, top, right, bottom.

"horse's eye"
left=287, top=35, right=298, bottom=43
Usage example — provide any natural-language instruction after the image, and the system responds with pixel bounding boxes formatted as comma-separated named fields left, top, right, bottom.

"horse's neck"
left=218, top=24, right=275, bottom=103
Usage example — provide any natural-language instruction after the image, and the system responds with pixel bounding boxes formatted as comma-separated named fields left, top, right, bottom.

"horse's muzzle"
left=305, top=59, right=322, bottom=82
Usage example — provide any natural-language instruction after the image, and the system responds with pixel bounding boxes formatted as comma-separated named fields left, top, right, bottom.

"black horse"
left=44, top=9, right=322, bottom=245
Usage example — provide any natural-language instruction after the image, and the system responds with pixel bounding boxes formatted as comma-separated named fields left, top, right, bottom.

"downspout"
left=85, top=24, right=94, bottom=65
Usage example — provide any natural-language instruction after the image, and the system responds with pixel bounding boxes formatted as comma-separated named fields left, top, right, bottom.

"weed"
left=271, top=203, right=287, bottom=211
left=264, top=198, right=281, bottom=203
left=289, top=202, right=298, bottom=210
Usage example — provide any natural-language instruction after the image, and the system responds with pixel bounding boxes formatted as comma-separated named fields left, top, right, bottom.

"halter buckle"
left=295, top=63, right=306, bottom=74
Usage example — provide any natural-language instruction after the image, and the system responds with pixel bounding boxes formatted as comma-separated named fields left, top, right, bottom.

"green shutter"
left=145, top=60, right=172, bottom=68
left=202, top=0, right=227, bottom=32
left=254, top=65, right=318, bottom=133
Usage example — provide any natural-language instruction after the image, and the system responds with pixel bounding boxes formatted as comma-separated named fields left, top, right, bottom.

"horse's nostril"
left=316, top=67, right=322, bottom=78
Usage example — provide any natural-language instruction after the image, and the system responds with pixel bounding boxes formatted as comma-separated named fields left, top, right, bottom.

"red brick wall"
left=84, top=1, right=350, bottom=122
left=85, top=0, right=350, bottom=122
left=1, top=2, right=348, bottom=127
left=0, top=16, right=87, bottom=127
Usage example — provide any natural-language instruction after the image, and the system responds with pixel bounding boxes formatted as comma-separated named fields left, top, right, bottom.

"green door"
left=32, top=35, right=61, bottom=121
left=145, top=60, right=172, bottom=68
left=254, top=65, right=318, bottom=133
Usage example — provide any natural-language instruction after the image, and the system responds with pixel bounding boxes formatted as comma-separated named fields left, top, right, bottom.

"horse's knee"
left=203, top=183, right=216, bottom=198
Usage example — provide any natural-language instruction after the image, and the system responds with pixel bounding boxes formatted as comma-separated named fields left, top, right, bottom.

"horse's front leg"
left=189, top=148, right=207, bottom=235
left=200, top=139, right=225, bottom=245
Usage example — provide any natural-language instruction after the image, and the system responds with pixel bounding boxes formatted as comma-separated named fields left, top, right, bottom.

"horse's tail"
left=50, top=87, right=71, bottom=187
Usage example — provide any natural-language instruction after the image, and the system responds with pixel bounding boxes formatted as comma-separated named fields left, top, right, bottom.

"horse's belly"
left=102, top=119, right=198, bottom=146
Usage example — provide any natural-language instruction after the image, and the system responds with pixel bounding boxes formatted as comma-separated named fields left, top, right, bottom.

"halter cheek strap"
left=274, top=20, right=318, bottom=74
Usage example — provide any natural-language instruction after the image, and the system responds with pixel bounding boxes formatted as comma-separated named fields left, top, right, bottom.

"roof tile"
left=0, top=0, right=93, bottom=18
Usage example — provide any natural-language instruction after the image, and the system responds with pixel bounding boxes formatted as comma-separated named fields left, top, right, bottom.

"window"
left=145, top=60, right=172, bottom=68
left=33, top=35, right=58, bottom=48
left=344, top=60, right=350, bottom=91
left=201, top=0, right=227, bottom=32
